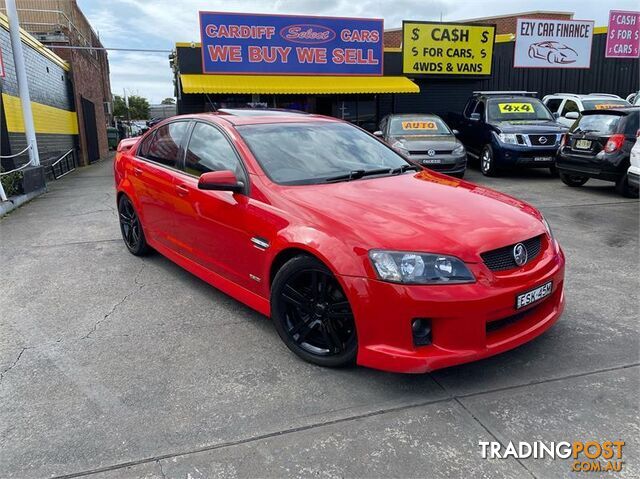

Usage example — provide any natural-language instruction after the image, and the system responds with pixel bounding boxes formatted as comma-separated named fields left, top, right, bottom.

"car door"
left=458, top=99, right=478, bottom=152
left=558, top=99, right=579, bottom=127
left=466, top=100, right=487, bottom=154
left=170, top=121, right=254, bottom=289
left=132, top=121, right=189, bottom=249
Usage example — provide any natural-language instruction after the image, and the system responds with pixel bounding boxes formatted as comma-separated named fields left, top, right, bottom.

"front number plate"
left=516, top=281, right=552, bottom=310
left=534, top=156, right=553, bottom=162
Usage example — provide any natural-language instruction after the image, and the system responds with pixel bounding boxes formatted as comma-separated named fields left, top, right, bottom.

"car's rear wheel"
left=118, top=195, right=151, bottom=256
left=559, top=172, right=589, bottom=187
left=271, top=255, right=357, bottom=368
left=480, top=145, right=499, bottom=176
left=616, top=173, right=639, bottom=198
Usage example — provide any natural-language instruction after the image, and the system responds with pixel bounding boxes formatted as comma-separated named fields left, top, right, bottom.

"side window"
left=145, top=122, right=188, bottom=168
left=137, top=131, right=155, bottom=158
left=545, top=98, right=563, bottom=113
left=474, top=101, right=485, bottom=120
left=562, top=100, right=580, bottom=115
left=464, top=99, right=478, bottom=118
left=379, top=117, right=387, bottom=134
left=184, top=123, right=245, bottom=179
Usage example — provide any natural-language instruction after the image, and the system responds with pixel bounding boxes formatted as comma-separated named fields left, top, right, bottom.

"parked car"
left=556, top=107, right=639, bottom=197
left=542, top=93, right=631, bottom=127
left=448, top=91, right=568, bottom=176
left=374, top=114, right=466, bottom=177
left=114, top=113, right=564, bottom=373
left=628, top=135, right=640, bottom=192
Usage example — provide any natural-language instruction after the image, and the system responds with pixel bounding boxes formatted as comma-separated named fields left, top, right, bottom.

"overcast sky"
left=78, top=0, right=638, bottom=104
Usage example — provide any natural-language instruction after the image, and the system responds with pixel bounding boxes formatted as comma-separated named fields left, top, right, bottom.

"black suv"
left=556, top=107, right=639, bottom=197
left=449, top=91, right=568, bottom=176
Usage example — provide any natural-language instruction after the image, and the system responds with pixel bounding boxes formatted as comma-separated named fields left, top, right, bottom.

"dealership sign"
left=199, top=12, right=383, bottom=75
left=402, top=22, right=495, bottom=75
left=514, top=18, right=594, bottom=68
left=606, top=10, right=640, bottom=58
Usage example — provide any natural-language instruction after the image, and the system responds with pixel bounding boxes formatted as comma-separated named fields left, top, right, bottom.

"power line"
left=40, top=45, right=173, bottom=53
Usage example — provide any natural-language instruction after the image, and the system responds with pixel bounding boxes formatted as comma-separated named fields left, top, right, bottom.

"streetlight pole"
left=4, top=0, right=40, bottom=167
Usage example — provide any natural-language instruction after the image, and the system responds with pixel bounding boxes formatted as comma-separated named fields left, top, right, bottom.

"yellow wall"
left=2, top=93, right=78, bottom=135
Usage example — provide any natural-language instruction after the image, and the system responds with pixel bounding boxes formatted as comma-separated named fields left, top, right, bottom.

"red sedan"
left=114, top=113, right=565, bottom=373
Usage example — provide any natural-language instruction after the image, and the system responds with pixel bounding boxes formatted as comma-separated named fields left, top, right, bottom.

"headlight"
left=452, top=143, right=465, bottom=155
left=542, top=216, right=554, bottom=241
left=369, top=250, right=475, bottom=284
left=498, top=133, right=519, bottom=145
left=391, top=141, right=409, bottom=156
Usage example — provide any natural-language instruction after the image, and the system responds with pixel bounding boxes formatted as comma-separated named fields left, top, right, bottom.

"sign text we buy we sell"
left=199, top=12, right=384, bottom=75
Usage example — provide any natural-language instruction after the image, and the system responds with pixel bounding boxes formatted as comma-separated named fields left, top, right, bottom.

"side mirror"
left=564, top=111, right=579, bottom=120
left=373, top=130, right=384, bottom=137
left=470, top=113, right=481, bottom=122
left=452, top=129, right=460, bottom=135
left=198, top=170, right=244, bottom=193
left=552, top=112, right=560, bottom=120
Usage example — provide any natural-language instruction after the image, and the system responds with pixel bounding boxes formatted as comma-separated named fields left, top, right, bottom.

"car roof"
left=169, top=112, right=339, bottom=127
left=217, top=108, right=310, bottom=116
left=545, top=93, right=624, bottom=100
left=386, top=113, right=444, bottom=120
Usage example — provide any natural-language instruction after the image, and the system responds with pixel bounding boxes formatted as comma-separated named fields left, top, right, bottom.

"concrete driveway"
left=1, top=157, right=638, bottom=479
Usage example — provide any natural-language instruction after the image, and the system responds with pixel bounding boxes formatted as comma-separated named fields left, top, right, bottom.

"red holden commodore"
left=114, top=112, right=565, bottom=373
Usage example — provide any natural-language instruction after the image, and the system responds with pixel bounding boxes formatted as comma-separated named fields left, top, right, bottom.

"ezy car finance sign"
left=514, top=18, right=594, bottom=69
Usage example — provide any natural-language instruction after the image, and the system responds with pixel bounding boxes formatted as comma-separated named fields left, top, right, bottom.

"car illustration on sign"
left=528, top=41, right=578, bottom=64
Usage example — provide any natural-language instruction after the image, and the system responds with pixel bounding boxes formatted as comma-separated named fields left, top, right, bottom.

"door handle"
left=133, top=166, right=143, bottom=177
left=175, top=184, right=189, bottom=197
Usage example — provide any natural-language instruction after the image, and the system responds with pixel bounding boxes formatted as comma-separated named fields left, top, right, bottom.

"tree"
left=112, top=94, right=150, bottom=120
left=161, top=97, right=176, bottom=105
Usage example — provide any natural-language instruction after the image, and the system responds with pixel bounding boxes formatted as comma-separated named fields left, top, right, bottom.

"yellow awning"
left=180, top=74, right=419, bottom=94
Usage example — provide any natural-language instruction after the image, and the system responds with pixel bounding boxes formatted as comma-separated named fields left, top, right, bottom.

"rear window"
left=571, top=114, right=620, bottom=135
left=582, top=99, right=630, bottom=110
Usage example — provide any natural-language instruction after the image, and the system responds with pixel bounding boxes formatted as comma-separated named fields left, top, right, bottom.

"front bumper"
left=492, top=142, right=560, bottom=168
left=408, top=153, right=467, bottom=175
left=340, top=242, right=565, bottom=373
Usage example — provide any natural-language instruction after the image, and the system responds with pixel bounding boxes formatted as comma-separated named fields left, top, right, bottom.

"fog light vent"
left=412, top=318, right=432, bottom=346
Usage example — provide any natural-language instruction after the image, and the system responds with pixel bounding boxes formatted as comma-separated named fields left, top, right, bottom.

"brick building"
left=0, top=12, right=77, bottom=176
left=1, top=0, right=112, bottom=165
left=383, top=11, right=575, bottom=48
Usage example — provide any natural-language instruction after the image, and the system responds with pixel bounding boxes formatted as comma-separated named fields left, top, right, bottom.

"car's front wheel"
left=118, top=195, right=151, bottom=256
left=271, top=255, right=357, bottom=368
left=480, top=145, right=499, bottom=176
left=559, top=172, right=589, bottom=187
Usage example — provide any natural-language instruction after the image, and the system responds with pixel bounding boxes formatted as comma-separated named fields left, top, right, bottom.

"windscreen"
left=237, top=122, right=409, bottom=185
left=571, top=114, right=621, bottom=135
left=389, top=117, right=451, bottom=136
left=487, top=99, right=553, bottom=121
left=581, top=99, right=630, bottom=110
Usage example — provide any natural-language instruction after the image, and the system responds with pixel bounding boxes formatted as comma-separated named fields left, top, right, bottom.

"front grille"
left=481, top=235, right=543, bottom=272
left=486, top=304, right=540, bottom=333
left=528, top=134, right=558, bottom=146
left=408, top=149, right=452, bottom=156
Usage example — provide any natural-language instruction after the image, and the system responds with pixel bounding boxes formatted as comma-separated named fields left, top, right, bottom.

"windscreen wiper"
left=390, top=164, right=421, bottom=175
left=324, top=168, right=393, bottom=183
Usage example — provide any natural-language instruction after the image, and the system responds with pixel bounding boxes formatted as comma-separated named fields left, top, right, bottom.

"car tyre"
left=271, top=255, right=357, bottom=368
left=480, top=145, right=499, bottom=177
left=118, top=195, right=152, bottom=256
left=559, top=172, right=589, bottom=187
left=615, top=173, right=639, bottom=198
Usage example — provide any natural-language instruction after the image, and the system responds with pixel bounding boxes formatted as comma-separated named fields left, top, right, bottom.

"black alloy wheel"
left=559, top=172, right=589, bottom=187
left=118, top=195, right=151, bottom=256
left=271, top=255, right=357, bottom=367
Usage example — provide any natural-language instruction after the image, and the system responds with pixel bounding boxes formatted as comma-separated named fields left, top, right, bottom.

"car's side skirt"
left=147, top=235, right=271, bottom=317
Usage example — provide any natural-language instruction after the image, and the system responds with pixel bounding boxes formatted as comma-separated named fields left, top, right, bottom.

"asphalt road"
left=1, top=157, right=638, bottom=479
